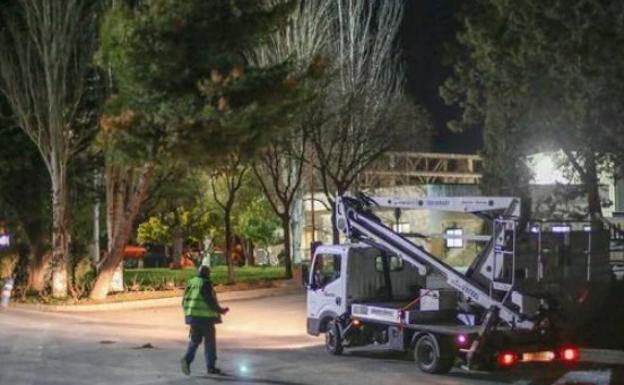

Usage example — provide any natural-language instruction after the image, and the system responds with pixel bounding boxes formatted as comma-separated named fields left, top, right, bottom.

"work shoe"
left=207, top=367, right=222, bottom=375
left=180, top=358, right=190, bottom=376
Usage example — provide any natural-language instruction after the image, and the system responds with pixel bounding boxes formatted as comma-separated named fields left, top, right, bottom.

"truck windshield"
left=312, top=254, right=341, bottom=288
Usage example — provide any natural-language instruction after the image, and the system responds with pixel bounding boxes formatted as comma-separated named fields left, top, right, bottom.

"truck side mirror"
left=302, top=264, right=310, bottom=287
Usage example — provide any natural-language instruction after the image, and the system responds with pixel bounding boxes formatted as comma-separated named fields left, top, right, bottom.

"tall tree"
left=311, top=0, right=430, bottom=242
left=253, top=131, right=307, bottom=278
left=0, top=0, right=103, bottom=297
left=442, top=0, right=624, bottom=218
left=250, top=0, right=331, bottom=277
left=89, top=0, right=301, bottom=299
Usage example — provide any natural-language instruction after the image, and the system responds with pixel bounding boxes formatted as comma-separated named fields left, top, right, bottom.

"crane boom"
left=335, top=194, right=534, bottom=329
left=367, top=196, right=521, bottom=216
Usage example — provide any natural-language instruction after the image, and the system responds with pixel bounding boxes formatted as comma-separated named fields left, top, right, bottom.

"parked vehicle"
left=305, top=194, right=581, bottom=374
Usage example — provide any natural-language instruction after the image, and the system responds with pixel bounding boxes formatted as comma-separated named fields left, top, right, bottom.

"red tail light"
left=498, top=352, right=518, bottom=367
left=560, top=346, right=579, bottom=362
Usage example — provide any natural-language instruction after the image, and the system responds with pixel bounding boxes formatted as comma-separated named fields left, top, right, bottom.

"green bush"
left=123, top=265, right=285, bottom=290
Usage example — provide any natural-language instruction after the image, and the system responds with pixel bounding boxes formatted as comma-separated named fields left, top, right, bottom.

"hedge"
left=123, top=265, right=285, bottom=290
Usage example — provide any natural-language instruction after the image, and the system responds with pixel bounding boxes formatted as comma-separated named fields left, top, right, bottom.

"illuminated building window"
left=445, top=228, right=463, bottom=248
left=551, top=225, right=571, bottom=233
left=392, top=222, right=410, bottom=234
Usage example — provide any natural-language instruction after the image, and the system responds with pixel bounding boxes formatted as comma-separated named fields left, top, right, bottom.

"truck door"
left=307, top=250, right=345, bottom=324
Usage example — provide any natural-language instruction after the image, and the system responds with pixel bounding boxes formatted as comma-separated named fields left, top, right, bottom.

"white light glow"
left=551, top=225, right=571, bottom=233
left=530, top=153, right=567, bottom=185
left=0, top=234, right=9, bottom=247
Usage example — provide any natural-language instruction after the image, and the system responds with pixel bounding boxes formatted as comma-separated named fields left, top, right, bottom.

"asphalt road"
left=0, top=294, right=622, bottom=385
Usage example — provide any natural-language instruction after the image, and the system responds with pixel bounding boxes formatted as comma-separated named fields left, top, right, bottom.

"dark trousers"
left=183, top=321, right=217, bottom=370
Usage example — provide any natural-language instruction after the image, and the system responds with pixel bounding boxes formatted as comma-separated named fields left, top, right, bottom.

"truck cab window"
left=375, top=255, right=403, bottom=272
left=312, top=254, right=341, bottom=289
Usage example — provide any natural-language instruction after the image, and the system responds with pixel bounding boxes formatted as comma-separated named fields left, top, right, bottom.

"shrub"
left=123, top=266, right=285, bottom=291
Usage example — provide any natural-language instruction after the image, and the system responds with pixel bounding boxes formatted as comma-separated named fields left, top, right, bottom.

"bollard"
left=1, top=277, right=14, bottom=308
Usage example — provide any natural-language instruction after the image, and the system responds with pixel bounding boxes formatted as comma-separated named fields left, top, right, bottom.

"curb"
left=580, top=348, right=624, bottom=365
left=10, top=286, right=303, bottom=313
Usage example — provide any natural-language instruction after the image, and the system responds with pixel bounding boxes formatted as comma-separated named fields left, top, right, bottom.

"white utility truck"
left=305, top=193, right=579, bottom=374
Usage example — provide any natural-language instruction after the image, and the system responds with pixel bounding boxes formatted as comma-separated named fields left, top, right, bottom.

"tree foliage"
left=233, top=177, right=280, bottom=249
left=443, top=0, right=624, bottom=217
left=98, top=0, right=301, bottom=165
left=90, top=0, right=303, bottom=298
left=137, top=217, right=172, bottom=246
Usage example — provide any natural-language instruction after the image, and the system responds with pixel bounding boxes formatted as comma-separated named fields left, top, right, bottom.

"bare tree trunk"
left=92, top=174, right=101, bottom=265
left=51, top=173, right=69, bottom=298
left=29, top=246, right=51, bottom=293
left=90, top=163, right=154, bottom=300
left=585, top=150, right=602, bottom=218
left=210, top=156, right=247, bottom=283
left=282, top=216, right=293, bottom=279
left=19, top=219, right=51, bottom=293
left=224, top=209, right=235, bottom=284
left=247, top=240, right=255, bottom=266
left=331, top=203, right=340, bottom=245
left=172, top=231, right=183, bottom=269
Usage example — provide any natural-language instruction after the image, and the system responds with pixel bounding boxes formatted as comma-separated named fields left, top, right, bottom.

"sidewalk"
left=10, top=284, right=303, bottom=313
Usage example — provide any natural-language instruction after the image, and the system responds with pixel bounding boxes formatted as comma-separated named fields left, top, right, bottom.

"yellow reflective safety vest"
left=183, top=277, right=219, bottom=319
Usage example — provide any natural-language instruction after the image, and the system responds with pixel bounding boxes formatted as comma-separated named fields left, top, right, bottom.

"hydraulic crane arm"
left=367, top=196, right=521, bottom=217
left=335, top=194, right=534, bottom=329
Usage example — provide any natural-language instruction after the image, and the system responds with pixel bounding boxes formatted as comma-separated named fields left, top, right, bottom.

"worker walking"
left=180, top=265, right=229, bottom=375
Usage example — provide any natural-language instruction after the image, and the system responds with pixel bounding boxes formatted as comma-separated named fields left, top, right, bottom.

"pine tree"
left=90, top=0, right=300, bottom=299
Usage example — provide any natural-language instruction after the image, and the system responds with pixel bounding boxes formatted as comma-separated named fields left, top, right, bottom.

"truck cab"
left=307, top=243, right=429, bottom=336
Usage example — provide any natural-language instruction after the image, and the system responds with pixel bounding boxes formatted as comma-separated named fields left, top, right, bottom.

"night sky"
left=401, top=0, right=483, bottom=154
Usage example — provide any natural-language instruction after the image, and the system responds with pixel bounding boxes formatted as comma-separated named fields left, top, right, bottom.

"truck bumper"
left=307, top=317, right=321, bottom=336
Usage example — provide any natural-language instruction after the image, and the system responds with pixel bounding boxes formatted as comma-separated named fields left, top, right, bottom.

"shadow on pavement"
left=198, top=374, right=313, bottom=385
left=345, top=349, right=412, bottom=362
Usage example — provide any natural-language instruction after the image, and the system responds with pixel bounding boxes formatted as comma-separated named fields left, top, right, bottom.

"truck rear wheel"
left=325, top=320, right=343, bottom=355
left=414, top=334, right=455, bottom=374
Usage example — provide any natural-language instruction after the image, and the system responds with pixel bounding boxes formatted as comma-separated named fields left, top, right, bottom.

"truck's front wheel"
left=325, top=320, right=343, bottom=355
left=414, top=334, right=455, bottom=374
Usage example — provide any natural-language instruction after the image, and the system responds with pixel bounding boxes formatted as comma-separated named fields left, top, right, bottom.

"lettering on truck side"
left=449, top=277, right=480, bottom=301
left=426, top=200, right=450, bottom=206
left=352, top=305, right=368, bottom=315
left=370, top=308, right=396, bottom=317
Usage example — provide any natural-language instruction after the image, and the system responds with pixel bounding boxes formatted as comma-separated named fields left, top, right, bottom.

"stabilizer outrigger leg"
left=465, top=306, right=500, bottom=370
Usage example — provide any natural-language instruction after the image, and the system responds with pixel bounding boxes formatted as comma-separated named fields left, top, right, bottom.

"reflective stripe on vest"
left=183, top=277, right=219, bottom=319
